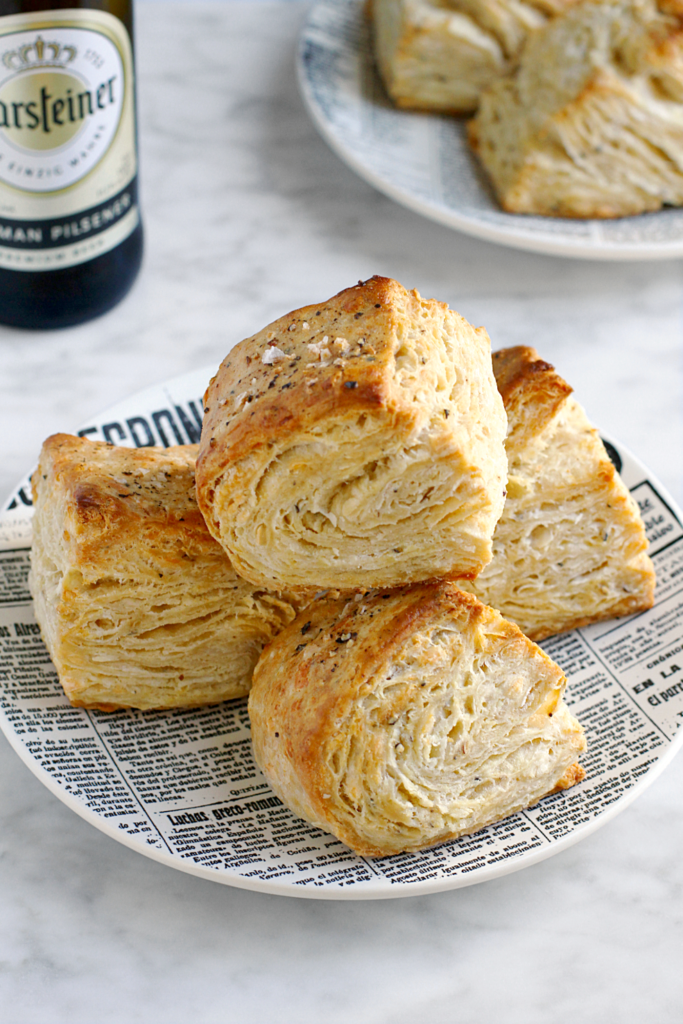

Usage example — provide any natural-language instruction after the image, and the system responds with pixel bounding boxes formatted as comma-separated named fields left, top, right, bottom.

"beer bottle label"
left=0, top=8, right=138, bottom=271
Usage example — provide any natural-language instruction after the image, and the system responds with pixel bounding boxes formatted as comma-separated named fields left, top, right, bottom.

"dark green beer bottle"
left=0, top=0, right=142, bottom=328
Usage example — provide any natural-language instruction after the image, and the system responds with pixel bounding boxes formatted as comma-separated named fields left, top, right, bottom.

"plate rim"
left=297, top=0, right=683, bottom=262
left=6, top=706, right=680, bottom=900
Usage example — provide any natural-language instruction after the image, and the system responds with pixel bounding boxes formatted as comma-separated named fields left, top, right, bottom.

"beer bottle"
left=0, top=0, right=142, bottom=328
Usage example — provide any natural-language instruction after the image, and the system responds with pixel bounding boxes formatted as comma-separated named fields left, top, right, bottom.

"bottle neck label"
left=0, top=8, right=138, bottom=270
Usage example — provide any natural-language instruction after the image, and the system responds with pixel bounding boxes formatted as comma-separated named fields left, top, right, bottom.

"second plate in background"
left=297, top=0, right=683, bottom=260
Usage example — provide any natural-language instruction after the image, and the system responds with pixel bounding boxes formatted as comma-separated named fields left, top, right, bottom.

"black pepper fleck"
left=336, top=632, right=358, bottom=644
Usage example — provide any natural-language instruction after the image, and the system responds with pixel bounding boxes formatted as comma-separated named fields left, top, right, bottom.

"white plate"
left=2, top=367, right=683, bottom=899
left=297, top=0, right=683, bottom=260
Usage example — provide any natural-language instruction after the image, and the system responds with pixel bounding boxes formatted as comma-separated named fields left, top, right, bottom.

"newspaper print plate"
left=298, top=0, right=683, bottom=261
left=2, top=366, right=683, bottom=899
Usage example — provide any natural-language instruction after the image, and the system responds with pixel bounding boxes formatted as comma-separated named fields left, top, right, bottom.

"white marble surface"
left=1, top=2, right=683, bottom=1021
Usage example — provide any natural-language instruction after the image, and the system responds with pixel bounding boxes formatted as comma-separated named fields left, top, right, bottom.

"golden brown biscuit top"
left=255, top=581, right=564, bottom=733
left=492, top=346, right=572, bottom=453
left=198, top=276, right=491, bottom=469
left=32, top=434, right=222, bottom=580
left=201, top=277, right=396, bottom=459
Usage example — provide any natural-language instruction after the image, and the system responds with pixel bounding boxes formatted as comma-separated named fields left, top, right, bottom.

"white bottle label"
left=0, top=8, right=138, bottom=271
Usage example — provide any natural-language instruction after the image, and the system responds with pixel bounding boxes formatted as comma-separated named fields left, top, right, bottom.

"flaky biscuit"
left=371, top=0, right=577, bottom=114
left=468, top=0, right=683, bottom=217
left=466, top=347, right=655, bottom=639
left=29, top=435, right=303, bottom=711
left=249, top=583, right=585, bottom=857
left=196, top=277, right=507, bottom=593
left=373, top=0, right=509, bottom=113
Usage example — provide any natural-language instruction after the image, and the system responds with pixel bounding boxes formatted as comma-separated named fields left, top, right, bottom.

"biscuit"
left=29, top=435, right=303, bottom=711
left=466, top=347, right=655, bottom=639
left=371, top=0, right=575, bottom=114
left=196, top=277, right=507, bottom=593
left=468, top=0, right=683, bottom=217
left=249, top=583, right=586, bottom=857
left=373, top=0, right=509, bottom=113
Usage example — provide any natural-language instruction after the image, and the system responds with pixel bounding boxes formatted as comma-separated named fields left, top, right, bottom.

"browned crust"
left=658, top=0, right=683, bottom=16
left=70, top=696, right=224, bottom=712
left=394, top=98, right=478, bottom=115
left=196, top=276, right=447, bottom=536
left=35, top=434, right=221, bottom=577
left=35, top=432, right=198, bottom=496
left=201, top=276, right=408, bottom=444
left=466, top=116, right=481, bottom=154
left=69, top=699, right=125, bottom=712
left=492, top=346, right=573, bottom=451
left=550, top=762, right=587, bottom=791
left=250, top=582, right=577, bottom=855
left=259, top=584, right=532, bottom=739
left=525, top=590, right=655, bottom=642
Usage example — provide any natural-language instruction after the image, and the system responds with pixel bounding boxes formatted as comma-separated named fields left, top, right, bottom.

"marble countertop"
left=1, top=2, right=683, bottom=1021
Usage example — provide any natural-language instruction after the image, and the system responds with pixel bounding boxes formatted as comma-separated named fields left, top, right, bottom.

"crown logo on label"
left=2, top=36, right=77, bottom=71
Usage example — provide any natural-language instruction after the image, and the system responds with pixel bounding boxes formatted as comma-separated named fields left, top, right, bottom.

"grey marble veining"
left=1, top=3, right=683, bottom=1022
